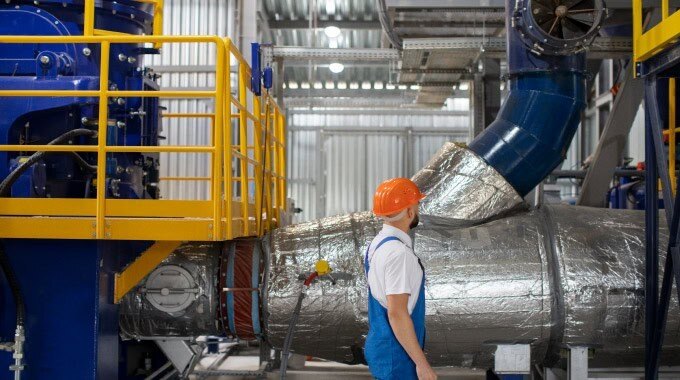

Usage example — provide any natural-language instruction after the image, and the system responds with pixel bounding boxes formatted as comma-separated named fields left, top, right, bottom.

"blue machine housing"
left=0, top=1, right=162, bottom=379
left=468, top=0, right=591, bottom=196
left=0, top=0, right=161, bottom=199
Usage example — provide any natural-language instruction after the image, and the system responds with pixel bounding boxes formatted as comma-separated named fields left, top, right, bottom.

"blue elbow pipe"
left=468, top=0, right=591, bottom=196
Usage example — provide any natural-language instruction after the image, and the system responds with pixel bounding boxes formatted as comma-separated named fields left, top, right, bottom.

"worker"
left=364, top=178, right=437, bottom=380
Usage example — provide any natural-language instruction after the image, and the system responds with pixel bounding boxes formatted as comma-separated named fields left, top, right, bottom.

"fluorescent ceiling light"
left=329, top=62, right=344, bottom=73
left=314, top=81, right=323, bottom=89
left=324, top=26, right=341, bottom=38
left=288, top=81, right=298, bottom=89
left=362, top=81, right=372, bottom=90
left=374, top=81, right=384, bottom=90
left=349, top=82, right=359, bottom=89
left=458, top=82, right=469, bottom=91
left=386, top=83, right=395, bottom=90
left=325, top=81, right=335, bottom=89
left=337, top=81, right=347, bottom=89
left=301, top=82, right=310, bottom=89
left=398, top=85, right=407, bottom=90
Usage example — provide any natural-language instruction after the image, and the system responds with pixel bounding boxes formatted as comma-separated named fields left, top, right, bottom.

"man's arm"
left=386, top=294, right=437, bottom=380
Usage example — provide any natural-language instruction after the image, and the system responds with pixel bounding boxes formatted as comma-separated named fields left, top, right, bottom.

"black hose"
left=0, top=129, right=97, bottom=197
left=0, top=242, right=24, bottom=327
left=279, top=290, right=306, bottom=380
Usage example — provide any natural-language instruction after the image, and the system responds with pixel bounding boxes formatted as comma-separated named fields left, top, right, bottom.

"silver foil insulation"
left=119, top=243, right=222, bottom=339
left=264, top=205, right=680, bottom=368
left=412, top=142, right=526, bottom=222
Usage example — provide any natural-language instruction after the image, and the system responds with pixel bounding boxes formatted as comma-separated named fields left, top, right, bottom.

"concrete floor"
left=190, top=355, right=487, bottom=379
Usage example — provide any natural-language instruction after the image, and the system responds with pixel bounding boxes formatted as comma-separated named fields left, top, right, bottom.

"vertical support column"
left=670, top=78, right=676, bottom=194
left=471, top=73, right=485, bottom=139
left=567, top=347, right=588, bottom=380
left=240, top=0, right=257, bottom=65
left=632, top=1, right=640, bottom=60
left=95, top=41, right=111, bottom=239
left=470, top=59, right=501, bottom=139
left=238, top=61, right=250, bottom=236
left=645, top=77, right=660, bottom=380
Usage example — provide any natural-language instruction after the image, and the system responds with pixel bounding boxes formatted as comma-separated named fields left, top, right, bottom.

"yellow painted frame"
left=633, top=0, right=680, bottom=62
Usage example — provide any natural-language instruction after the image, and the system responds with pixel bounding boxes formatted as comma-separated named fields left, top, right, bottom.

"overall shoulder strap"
left=364, top=236, right=403, bottom=276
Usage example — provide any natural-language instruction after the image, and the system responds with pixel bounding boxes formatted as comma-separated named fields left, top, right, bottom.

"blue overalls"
left=364, top=236, right=426, bottom=380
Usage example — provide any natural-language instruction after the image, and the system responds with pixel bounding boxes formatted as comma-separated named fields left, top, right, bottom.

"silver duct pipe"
left=412, top=143, right=525, bottom=222
left=264, top=205, right=680, bottom=368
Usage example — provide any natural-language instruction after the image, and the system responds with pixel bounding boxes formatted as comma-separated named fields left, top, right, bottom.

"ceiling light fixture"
left=324, top=26, right=341, bottom=38
left=329, top=62, right=344, bottom=73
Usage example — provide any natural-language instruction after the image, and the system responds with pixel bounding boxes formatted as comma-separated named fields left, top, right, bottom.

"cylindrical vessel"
left=264, top=205, right=680, bottom=368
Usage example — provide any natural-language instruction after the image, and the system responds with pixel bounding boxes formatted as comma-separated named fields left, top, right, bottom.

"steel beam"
left=289, top=108, right=468, bottom=116
left=401, top=37, right=632, bottom=60
left=285, top=97, right=419, bottom=108
left=268, top=20, right=381, bottom=29
left=284, top=88, right=417, bottom=98
left=577, top=63, right=644, bottom=207
left=272, top=47, right=400, bottom=62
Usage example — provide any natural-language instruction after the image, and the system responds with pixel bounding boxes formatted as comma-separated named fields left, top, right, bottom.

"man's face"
left=408, top=205, right=420, bottom=230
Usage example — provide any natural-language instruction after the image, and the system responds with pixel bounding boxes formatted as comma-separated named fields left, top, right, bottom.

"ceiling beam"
left=268, top=19, right=382, bottom=29
left=272, top=47, right=400, bottom=62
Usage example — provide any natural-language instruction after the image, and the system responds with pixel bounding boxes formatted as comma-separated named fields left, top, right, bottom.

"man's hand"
left=386, top=294, right=436, bottom=379
left=417, top=363, right=438, bottom=380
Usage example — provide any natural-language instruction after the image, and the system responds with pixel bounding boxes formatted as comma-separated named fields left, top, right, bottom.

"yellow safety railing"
left=0, top=34, right=286, bottom=242
left=633, top=0, right=680, bottom=62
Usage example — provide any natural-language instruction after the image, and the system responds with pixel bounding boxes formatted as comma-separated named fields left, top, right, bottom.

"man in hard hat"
left=363, top=178, right=437, bottom=380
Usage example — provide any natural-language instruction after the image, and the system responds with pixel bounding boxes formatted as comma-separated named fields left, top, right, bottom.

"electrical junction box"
left=494, top=344, right=531, bottom=374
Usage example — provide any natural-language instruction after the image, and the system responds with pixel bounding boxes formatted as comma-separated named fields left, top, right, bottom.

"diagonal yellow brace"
left=114, top=241, right=183, bottom=303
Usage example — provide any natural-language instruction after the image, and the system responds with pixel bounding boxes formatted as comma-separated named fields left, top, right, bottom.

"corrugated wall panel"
left=288, top=111, right=471, bottom=222
left=287, top=130, right=318, bottom=223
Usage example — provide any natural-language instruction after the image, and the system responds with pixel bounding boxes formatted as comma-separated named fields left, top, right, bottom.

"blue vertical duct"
left=469, top=0, right=605, bottom=196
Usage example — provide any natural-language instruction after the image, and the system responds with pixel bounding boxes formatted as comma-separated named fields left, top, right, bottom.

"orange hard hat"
left=372, top=178, right=425, bottom=216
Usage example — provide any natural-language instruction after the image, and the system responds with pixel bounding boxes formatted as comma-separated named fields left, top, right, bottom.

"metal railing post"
left=96, top=41, right=111, bottom=239
left=84, top=0, right=95, bottom=36
left=212, top=39, right=225, bottom=241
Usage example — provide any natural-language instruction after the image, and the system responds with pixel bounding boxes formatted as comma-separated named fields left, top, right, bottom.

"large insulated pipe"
left=264, top=205, right=680, bottom=368
left=469, top=0, right=605, bottom=196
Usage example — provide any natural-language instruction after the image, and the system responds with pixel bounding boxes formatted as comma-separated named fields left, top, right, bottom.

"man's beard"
left=409, top=214, right=420, bottom=230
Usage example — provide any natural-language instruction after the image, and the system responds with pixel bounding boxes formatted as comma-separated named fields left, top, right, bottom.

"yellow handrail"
left=0, top=33, right=286, bottom=241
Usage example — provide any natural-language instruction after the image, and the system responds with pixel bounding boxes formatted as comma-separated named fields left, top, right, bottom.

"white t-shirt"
left=366, top=224, right=423, bottom=315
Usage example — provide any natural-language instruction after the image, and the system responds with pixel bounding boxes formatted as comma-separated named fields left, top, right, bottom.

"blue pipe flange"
left=513, top=0, right=607, bottom=56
